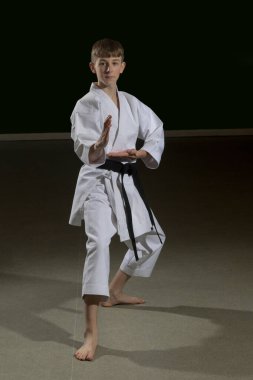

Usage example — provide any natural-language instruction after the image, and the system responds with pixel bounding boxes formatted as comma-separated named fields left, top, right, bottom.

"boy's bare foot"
left=74, top=329, right=98, bottom=361
left=101, top=292, right=145, bottom=307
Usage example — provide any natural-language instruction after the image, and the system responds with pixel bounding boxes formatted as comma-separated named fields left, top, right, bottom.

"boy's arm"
left=71, top=105, right=111, bottom=166
left=107, top=149, right=150, bottom=159
left=89, top=115, right=112, bottom=163
left=137, top=102, right=165, bottom=169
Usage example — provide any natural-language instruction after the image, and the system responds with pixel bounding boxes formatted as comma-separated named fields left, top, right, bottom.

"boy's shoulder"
left=119, top=90, right=139, bottom=104
left=119, top=91, right=150, bottom=112
left=74, top=92, right=100, bottom=113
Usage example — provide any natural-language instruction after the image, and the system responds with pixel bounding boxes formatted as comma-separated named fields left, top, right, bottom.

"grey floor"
left=0, top=136, right=253, bottom=380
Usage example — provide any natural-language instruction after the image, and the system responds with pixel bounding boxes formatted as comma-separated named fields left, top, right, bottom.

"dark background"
left=1, top=5, right=252, bottom=133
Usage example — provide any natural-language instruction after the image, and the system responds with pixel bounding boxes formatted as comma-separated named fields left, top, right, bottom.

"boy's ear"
left=89, top=62, right=96, bottom=74
left=120, top=61, right=126, bottom=74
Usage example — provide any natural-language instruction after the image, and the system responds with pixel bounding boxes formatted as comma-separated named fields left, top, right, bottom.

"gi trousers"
left=82, top=178, right=165, bottom=299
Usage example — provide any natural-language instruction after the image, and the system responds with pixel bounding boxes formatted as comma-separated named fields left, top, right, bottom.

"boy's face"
left=89, top=56, right=125, bottom=88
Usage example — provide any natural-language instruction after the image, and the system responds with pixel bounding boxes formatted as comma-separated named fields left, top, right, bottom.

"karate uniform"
left=69, top=83, right=166, bottom=298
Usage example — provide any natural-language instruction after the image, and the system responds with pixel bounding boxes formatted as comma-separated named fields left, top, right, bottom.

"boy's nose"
left=105, top=65, right=110, bottom=72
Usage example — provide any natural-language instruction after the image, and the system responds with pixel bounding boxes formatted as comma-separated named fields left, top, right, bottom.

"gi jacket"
left=69, top=83, right=164, bottom=242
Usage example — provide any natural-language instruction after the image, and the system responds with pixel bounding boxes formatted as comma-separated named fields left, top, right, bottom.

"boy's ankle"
left=109, top=288, right=120, bottom=297
left=85, top=327, right=98, bottom=335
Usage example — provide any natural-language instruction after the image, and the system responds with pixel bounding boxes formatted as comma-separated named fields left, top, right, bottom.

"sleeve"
left=70, top=101, right=106, bottom=166
left=137, top=101, right=165, bottom=169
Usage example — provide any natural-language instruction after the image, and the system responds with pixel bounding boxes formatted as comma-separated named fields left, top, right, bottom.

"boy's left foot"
left=101, top=292, right=145, bottom=307
left=74, top=329, right=97, bottom=361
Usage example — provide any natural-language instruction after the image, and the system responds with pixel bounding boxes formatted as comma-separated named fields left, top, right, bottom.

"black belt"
left=97, top=159, right=162, bottom=261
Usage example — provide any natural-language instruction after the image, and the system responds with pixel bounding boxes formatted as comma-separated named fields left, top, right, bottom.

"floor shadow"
left=95, top=305, right=253, bottom=377
left=0, top=272, right=80, bottom=348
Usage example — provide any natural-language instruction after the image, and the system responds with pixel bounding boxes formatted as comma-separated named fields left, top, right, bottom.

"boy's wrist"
left=94, top=142, right=102, bottom=151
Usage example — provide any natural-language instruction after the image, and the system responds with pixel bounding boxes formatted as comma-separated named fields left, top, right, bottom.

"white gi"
left=69, top=83, right=166, bottom=298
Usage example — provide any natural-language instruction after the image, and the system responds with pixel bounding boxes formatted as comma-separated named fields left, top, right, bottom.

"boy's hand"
left=94, top=115, right=112, bottom=150
left=89, top=115, right=112, bottom=163
left=107, top=149, right=150, bottom=159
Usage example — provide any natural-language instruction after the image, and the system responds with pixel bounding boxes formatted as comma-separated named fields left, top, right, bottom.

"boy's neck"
left=95, top=82, right=119, bottom=108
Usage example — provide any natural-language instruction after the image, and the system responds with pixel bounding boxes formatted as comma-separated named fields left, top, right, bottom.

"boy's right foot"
left=101, top=292, right=145, bottom=307
left=74, top=330, right=98, bottom=361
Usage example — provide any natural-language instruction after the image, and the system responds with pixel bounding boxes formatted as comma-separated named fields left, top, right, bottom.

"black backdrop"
left=1, top=5, right=252, bottom=133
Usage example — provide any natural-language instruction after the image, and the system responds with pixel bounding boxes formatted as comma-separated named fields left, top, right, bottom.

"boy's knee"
left=86, top=238, right=111, bottom=254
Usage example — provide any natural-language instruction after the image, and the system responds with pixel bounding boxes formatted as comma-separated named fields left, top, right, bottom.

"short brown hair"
left=91, top=38, right=124, bottom=63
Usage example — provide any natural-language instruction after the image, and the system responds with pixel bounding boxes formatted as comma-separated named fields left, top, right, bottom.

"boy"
left=69, top=38, right=165, bottom=361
